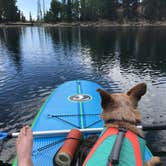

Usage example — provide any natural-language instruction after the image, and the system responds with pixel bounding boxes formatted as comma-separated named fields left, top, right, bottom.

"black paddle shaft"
left=107, top=128, right=127, bottom=165
left=142, top=124, right=166, bottom=131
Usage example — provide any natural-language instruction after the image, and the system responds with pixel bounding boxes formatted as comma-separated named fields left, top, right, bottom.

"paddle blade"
left=0, top=132, right=8, bottom=140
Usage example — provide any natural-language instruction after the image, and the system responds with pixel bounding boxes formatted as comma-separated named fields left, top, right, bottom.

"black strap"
left=107, top=128, right=127, bottom=165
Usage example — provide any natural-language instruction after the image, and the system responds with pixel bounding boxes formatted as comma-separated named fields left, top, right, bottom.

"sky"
left=17, top=0, right=52, bottom=20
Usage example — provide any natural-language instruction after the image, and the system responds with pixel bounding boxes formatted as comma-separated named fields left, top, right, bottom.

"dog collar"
left=105, top=119, right=137, bottom=125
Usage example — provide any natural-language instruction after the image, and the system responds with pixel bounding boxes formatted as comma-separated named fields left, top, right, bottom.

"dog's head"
left=97, top=83, right=147, bottom=125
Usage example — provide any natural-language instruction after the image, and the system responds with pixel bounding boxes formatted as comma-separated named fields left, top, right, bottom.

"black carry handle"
left=107, top=128, right=127, bottom=165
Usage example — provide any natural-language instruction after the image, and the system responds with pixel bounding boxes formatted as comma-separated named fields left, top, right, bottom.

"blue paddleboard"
left=12, top=80, right=103, bottom=166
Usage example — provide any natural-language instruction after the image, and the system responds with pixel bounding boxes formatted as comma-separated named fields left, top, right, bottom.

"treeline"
left=1, top=0, right=166, bottom=23
left=0, top=0, right=25, bottom=22
left=44, top=0, right=166, bottom=23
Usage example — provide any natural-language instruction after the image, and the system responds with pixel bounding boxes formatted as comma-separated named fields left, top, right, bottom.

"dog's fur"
left=97, top=83, right=161, bottom=166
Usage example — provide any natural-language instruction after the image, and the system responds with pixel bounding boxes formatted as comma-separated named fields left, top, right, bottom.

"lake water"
left=0, top=26, right=166, bottom=163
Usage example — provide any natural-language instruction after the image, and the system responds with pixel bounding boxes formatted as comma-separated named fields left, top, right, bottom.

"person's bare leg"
left=16, top=126, right=33, bottom=166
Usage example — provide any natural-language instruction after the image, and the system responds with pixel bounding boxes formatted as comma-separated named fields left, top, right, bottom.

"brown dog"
left=97, top=83, right=161, bottom=166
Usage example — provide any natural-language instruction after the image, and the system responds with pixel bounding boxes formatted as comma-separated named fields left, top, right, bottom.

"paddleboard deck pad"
left=12, top=80, right=103, bottom=166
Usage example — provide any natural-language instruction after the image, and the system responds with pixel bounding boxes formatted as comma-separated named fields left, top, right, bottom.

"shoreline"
left=1, top=21, right=166, bottom=28
left=42, top=21, right=166, bottom=28
left=0, top=22, right=33, bottom=27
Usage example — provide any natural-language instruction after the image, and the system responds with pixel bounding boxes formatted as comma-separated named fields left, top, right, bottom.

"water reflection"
left=1, top=27, right=165, bottom=75
left=0, top=28, right=22, bottom=71
left=80, top=27, right=166, bottom=74
left=0, top=27, right=166, bottom=163
left=45, top=27, right=166, bottom=78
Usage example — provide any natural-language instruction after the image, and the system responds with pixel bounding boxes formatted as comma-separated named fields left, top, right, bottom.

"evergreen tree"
left=66, top=0, right=72, bottom=22
left=122, top=0, right=131, bottom=19
left=0, top=0, right=6, bottom=21
left=79, top=0, right=99, bottom=21
left=80, top=0, right=86, bottom=21
left=44, top=0, right=61, bottom=22
left=122, top=0, right=140, bottom=20
left=72, top=0, right=80, bottom=21
left=16, top=10, right=21, bottom=21
left=131, top=0, right=139, bottom=19
left=99, top=0, right=118, bottom=20
left=159, top=0, right=166, bottom=20
left=29, top=12, right=33, bottom=22
left=0, top=0, right=19, bottom=22
left=60, top=0, right=67, bottom=21
left=21, top=12, right=26, bottom=22
left=43, top=0, right=46, bottom=17
left=37, top=0, right=42, bottom=21
left=144, top=0, right=166, bottom=21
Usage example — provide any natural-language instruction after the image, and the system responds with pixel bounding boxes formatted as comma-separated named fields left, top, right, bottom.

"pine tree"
left=37, top=0, right=42, bottom=21
left=72, top=0, right=80, bottom=21
left=21, top=12, right=26, bottom=22
left=144, top=0, right=166, bottom=21
left=66, top=0, right=72, bottom=22
left=29, top=12, right=33, bottom=22
left=80, top=0, right=86, bottom=21
left=43, top=0, right=46, bottom=17
left=44, top=0, right=61, bottom=22
left=0, top=0, right=19, bottom=22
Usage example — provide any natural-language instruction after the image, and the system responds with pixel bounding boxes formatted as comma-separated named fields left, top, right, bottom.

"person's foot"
left=16, top=126, right=33, bottom=166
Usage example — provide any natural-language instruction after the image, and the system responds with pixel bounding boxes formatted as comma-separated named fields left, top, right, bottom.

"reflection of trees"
left=0, top=27, right=22, bottom=71
left=45, top=27, right=166, bottom=74
left=80, top=28, right=117, bottom=65
left=80, top=27, right=166, bottom=74
left=45, top=27, right=81, bottom=55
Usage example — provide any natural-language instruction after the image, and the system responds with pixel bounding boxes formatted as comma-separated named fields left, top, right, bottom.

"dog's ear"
left=127, top=83, right=147, bottom=106
left=97, top=89, right=114, bottom=109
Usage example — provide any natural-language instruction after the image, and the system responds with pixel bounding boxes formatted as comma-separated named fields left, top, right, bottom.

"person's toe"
left=20, top=126, right=26, bottom=136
